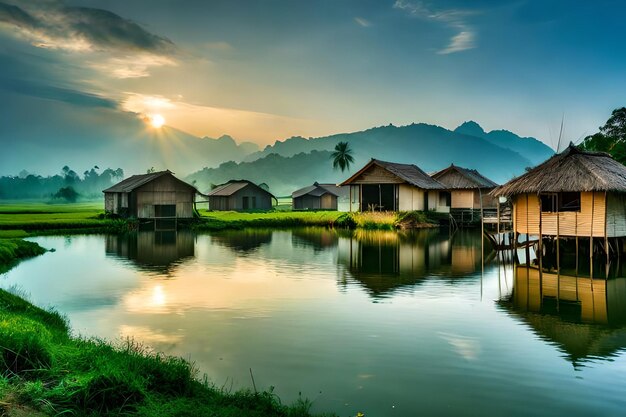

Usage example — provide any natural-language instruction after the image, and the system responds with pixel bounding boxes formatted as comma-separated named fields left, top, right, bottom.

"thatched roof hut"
left=431, top=164, right=498, bottom=211
left=492, top=144, right=626, bottom=196
left=492, top=144, right=626, bottom=238
left=207, top=179, right=275, bottom=211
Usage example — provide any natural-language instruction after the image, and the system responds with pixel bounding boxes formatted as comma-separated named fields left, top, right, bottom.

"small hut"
left=103, top=170, right=197, bottom=219
left=431, top=164, right=498, bottom=222
left=207, top=180, right=275, bottom=211
left=339, top=159, right=449, bottom=212
left=492, top=144, right=626, bottom=239
left=291, top=182, right=348, bottom=211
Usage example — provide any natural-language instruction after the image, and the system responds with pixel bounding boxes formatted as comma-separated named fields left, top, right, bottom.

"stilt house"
left=103, top=170, right=198, bottom=219
left=339, top=159, right=449, bottom=212
left=431, top=164, right=498, bottom=223
left=291, top=182, right=348, bottom=210
left=492, top=144, right=626, bottom=238
left=207, top=180, right=275, bottom=211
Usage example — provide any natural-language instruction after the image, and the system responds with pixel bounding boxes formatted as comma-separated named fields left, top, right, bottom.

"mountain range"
left=188, top=121, right=554, bottom=196
left=2, top=93, right=555, bottom=197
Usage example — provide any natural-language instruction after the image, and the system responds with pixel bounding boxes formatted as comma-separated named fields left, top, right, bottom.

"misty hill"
left=0, top=94, right=258, bottom=178
left=187, top=124, right=549, bottom=196
left=204, top=123, right=552, bottom=195
left=187, top=151, right=341, bottom=196
left=245, top=122, right=553, bottom=169
left=454, top=121, right=553, bottom=165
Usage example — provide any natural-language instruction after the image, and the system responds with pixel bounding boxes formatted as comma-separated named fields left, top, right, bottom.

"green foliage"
left=581, top=107, right=626, bottom=164
left=0, top=166, right=123, bottom=200
left=53, top=186, right=79, bottom=203
left=330, top=141, right=354, bottom=173
left=0, top=239, right=46, bottom=266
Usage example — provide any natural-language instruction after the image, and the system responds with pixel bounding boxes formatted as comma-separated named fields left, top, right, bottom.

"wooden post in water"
left=590, top=192, right=595, bottom=285
left=538, top=193, right=543, bottom=305
left=605, top=191, right=609, bottom=279
left=556, top=204, right=560, bottom=311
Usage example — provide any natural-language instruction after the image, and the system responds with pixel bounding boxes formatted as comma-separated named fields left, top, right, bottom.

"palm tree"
left=331, top=141, right=354, bottom=172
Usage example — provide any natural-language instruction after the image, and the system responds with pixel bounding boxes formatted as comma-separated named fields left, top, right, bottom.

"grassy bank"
left=0, top=202, right=442, bottom=235
left=0, top=244, right=331, bottom=417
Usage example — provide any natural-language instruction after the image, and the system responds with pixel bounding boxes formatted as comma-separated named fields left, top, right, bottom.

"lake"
left=2, top=228, right=626, bottom=416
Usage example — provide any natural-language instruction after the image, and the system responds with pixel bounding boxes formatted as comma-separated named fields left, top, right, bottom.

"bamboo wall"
left=451, top=190, right=474, bottom=209
left=514, top=192, right=606, bottom=237
left=514, top=266, right=607, bottom=324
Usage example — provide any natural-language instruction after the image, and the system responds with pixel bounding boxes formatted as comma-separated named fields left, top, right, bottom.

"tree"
left=53, top=186, right=79, bottom=203
left=581, top=107, right=626, bottom=164
left=331, top=141, right=354, bottom=172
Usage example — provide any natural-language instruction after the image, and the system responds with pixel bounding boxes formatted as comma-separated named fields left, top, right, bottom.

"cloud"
left=0, top=2, right=175, bottom=54
left=354, top=17, right=371, bottom=27
left=89, top=54, right=177, bottom=79
left=0, top=77, right=118, bottom=109
left=393, top=0, right=478, bottom=54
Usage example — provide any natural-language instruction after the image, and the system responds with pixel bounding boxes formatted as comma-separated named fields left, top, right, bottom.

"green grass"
left=0, top=202, right=130, bottom=234
left=195, top=210, right=348, bottom=230
left=0, top=244, right=333, bottom=417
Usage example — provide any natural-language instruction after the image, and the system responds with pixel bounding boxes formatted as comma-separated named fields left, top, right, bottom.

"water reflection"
left=501, top=265, right=626, bottom=365
left=105, top=231, right=195, bottom=273
left=210, top=229, right=273, bottom=253
left=337, top=229, right=485, bottom=298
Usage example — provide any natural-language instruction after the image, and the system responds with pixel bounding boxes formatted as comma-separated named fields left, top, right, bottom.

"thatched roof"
left=207, top=180, right=276, bottom=199
left=431, top=164, right=498, bottom=189
left=492, top=144, right=626, bottom=196
left=340, top=159, right=445, bottom=190
left=103, top=170, right=197, bottom=193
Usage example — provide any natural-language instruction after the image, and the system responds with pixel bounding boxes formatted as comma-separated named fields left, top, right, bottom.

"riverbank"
left=0, top=202, right=442, bottom=235
left=0, top=240, right=333, bottom=417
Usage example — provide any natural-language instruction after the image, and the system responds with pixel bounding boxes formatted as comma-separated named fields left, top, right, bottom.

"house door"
left=242, top=196, right=249, bottom=210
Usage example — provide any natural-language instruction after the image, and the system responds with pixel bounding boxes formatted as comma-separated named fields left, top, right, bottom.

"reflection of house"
left=291, top=182, right=348, bottom=211
left=103, top=170, right=197, bottom=219
left=210, top=229, right=273, bottom=252
left=431, top=164, right=498, bottom=219
left=493, top=145, right=626, bottom=238
left=339, top=159, right=449, bottom=212
left=207, top=180, right=275, bottom=211
left=105, top=231, right=195, bottom=272
left=336, top=229, right=483, bottom=297
left=503, top=265, right=626, bottom=365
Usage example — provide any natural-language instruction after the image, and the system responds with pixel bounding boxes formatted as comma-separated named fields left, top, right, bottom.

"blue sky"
left=1, top=0, right=625, bottom=150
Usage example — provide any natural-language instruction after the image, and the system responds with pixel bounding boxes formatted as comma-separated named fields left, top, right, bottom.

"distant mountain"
left=455, top=121, right=554, bottom=165
left=247, top=121, right=554, bottom=168
left=187, top=150, right=340, bottom=196
left=187, top=122, right=554, bottom=196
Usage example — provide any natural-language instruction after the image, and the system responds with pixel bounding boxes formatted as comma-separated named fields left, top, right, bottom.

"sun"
left=150, top=114, right=165, bottom=128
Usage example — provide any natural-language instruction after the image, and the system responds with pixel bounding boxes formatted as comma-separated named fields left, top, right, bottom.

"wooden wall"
left=606, top=193, right=626, bottom=237
left=293, top=194, right=337, bottom=210
left=398, top=184, right=424, bottom=211
left=135, top=175, right=195, bottom=218
left=514, top=192, right=606, bottom=237
left=104, top=192, right=129, bottom=214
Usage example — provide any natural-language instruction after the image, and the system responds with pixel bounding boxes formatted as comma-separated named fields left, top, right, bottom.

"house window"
left=540, top=192, right=581, bottom=212
left=251, top=196, right=257, bottom=209
left=154, top=204, right=176, bottom=217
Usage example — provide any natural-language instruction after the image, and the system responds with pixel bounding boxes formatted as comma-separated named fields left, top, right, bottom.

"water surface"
left=2, top=228, right=626, bottom=416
